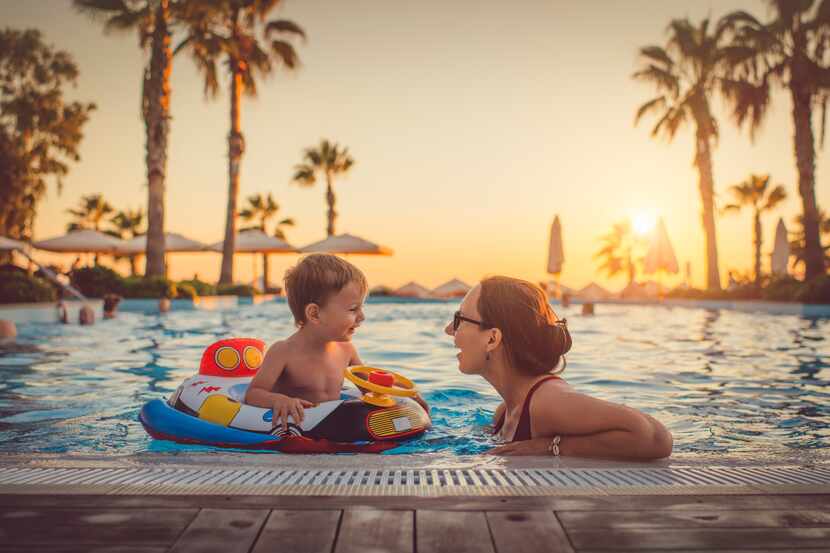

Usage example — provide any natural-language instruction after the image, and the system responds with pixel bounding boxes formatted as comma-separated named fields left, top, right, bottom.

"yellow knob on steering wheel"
left=344, top=366, right=419, bottom=407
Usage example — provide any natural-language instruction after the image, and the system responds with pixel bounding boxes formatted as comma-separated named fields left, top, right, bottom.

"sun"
left=631, top=211, right=657, bottom=236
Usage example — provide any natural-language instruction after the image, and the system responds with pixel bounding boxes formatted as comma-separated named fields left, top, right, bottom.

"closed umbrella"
left=644, top=218, right=678, bottom=297
left=770, top=218, right=790, bottom=276
left=300, top=233, right=393, bottom=256
left=547, top=215, right=564, bottom=297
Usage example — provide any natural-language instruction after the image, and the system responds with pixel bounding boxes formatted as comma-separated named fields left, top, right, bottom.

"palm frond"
left=638, top=45, right=673, bottom=68
left=291, top=165, right=315, bottom=186
left=265, top=19, right=306, bottom=40
left=632, top=64, right=680, bottom=97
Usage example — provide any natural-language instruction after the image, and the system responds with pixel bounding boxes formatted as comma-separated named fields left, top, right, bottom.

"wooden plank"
left=0, top=494, right=830, bottom=511
left=486, top=511, right=574, bottom=553
left=559, top=509, right=830, bottom=529
left=568, top=527, right=830, bottom=549
left=2, top=493, right=828, bottom=512
left=0, top=544, right=167, bottom=553
left=169, top=508, right=269, bottom=553
left=417, top=511, right=494, bottom=553
left=335, top=510, right=413, bottom=553
left=579, top=550, right=830, bottom=553
left=0, top=508, right=196, bottom=545
left=252, top=510, right=340, bottom=553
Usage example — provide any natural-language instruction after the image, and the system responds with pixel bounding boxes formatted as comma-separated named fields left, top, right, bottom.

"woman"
left=445, top=276, right=672, bottom=459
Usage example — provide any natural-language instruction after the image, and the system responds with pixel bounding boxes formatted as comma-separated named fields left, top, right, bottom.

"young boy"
left=245, top=254, right=367, bottom=431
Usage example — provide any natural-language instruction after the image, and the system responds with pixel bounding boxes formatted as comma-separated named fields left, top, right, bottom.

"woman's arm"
left=489, top=389, right=672, bottom=459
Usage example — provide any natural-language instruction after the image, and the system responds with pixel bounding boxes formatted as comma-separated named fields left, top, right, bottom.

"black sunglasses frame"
left=452, top=310, right=488, bottom=332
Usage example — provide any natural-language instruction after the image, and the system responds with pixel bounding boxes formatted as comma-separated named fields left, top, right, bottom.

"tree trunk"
left=753, top=209, right=762, bottom=287
left=325, top=171, right=337, bottom=237
left=144, top=0, right=171, bottom=278
left=220, top=61, right=244, bottom=285
left=790, top=77, right=825, bottom=279
left=693, top=115, right=721, bottom=291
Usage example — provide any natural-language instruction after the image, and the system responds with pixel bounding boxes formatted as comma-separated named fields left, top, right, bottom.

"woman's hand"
left=487, top=437, right=551, bottom=456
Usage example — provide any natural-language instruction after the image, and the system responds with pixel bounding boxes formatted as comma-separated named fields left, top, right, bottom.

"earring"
left=485, top=352, right=490, bottom=361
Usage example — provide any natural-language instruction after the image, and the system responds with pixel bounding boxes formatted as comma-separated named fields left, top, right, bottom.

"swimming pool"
left=1, top=299, right=828, bottom=460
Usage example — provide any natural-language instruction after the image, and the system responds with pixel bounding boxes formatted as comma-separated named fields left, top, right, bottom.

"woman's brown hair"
left=478, top=276, right=572, bottom=376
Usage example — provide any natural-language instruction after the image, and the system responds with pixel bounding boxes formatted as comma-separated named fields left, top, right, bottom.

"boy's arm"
left=245, top=342, right=315, bottom=430
left=244, top=342, right=288, bottom=408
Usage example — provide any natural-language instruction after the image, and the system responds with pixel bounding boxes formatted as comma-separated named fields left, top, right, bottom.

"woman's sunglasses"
left=451, top=311, right=488, bottom=332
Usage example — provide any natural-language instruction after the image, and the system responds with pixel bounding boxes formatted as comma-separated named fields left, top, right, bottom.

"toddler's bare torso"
left=272, top=342, right=352, bottom=403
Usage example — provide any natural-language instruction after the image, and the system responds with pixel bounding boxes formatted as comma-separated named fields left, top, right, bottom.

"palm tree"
left=0, top=29, right=95, bottom=243
left=74, top=0, right=174, bottom=278
left=239, top=192, right=294, bottom=290
left=292, top=139, right=354, bottom=237
left=721, top=1, right=830, bottom=279
left=178, top=0, right=305, bottom=285
left=633, top=17, right=739, bottom=291
left=66, top=194, right=115, bottom=265
left=108, top=208, right=146, bottom=275
left=67, top=194, right=115, bottom=232
left=722, top=174, right=787, bottom=286
left=594, top=220, right=642, bottom=285
left=791, top=209, right=830, bottom=271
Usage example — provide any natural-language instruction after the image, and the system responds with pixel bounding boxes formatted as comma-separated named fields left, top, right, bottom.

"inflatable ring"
left=139, top=338, right=431, bottom=453
left=344, top=366, right=418, bottom=407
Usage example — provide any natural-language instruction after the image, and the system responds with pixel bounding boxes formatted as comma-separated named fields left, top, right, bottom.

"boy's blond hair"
left=284, top=254, right=368, bottom=325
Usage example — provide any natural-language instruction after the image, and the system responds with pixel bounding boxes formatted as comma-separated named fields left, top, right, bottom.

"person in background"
left=79, top=305, right=95, bottom=325
left=56, top=288, right=69, bottom=324
left=561, top=292, right=572, bottom=308
left=581, top=302, right=595, bottom=316
left=158, top=297, right=171, bottom=313
left=0, top=320, right=17, bottom=342
left=103, top=294, right=121, bottom=319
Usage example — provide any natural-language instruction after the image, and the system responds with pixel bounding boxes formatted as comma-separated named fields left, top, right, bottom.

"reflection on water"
left=0, top=300, right=828, bottom=457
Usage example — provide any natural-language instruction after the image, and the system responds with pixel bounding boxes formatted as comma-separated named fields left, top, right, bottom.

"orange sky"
left=3, top=0, right=829, bottom=292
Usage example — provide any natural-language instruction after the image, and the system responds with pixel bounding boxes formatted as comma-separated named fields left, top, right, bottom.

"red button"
left=368, top=370, right=394, bottom=387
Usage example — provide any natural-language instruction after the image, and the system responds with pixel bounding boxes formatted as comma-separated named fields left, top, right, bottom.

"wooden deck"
left=1, top=493, right=828, bottom=552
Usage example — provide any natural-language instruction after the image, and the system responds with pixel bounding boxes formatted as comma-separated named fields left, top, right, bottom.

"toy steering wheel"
left=344, top=366, right=418, bottom=407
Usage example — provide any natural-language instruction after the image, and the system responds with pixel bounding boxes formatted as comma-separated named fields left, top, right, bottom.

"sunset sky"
left=3, top=0, right=829, bottom=291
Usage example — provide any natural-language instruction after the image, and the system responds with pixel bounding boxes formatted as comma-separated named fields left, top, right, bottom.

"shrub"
left=0, top=272, right=56, bottom=303
left=122, top=276, right=177, bottom=299
left=70, top=266, right=124, bottom=298
left=175, top=283, right=198, bottom=300
left=797, top=275, right=830, bottom=304
left=178, top=278, right=216, bottom=296
left=216, top=283, right=258, bottom=297
left=762, top=276, right=802, bottom=302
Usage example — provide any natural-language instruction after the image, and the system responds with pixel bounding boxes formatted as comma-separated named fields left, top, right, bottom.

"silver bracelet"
left=547, top=435, right=561, bottom=456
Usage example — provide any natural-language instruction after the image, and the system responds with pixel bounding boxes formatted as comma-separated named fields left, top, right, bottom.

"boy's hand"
left=271, top=394, right=316, bottom=432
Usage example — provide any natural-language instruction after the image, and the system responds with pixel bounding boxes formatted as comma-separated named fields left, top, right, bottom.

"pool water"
left=1, top=299, right=829, bottom=458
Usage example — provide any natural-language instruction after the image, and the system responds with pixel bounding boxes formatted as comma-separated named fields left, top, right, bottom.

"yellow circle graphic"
left=243, top=346, right=263, bottom=370
left=215, top=346, right=240, bottom=371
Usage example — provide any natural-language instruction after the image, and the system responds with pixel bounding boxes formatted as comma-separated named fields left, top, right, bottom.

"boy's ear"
left=304, top=303, right=320, bottom=323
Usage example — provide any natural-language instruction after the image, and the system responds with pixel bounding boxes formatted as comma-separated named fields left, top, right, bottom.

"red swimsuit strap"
left=493, top=375, right=561, bottom=441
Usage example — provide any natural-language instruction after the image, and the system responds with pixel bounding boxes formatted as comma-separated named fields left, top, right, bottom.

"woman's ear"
left=486, top=328, right=503, bottom=352
left=304, top=303, right=320, bottom=324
